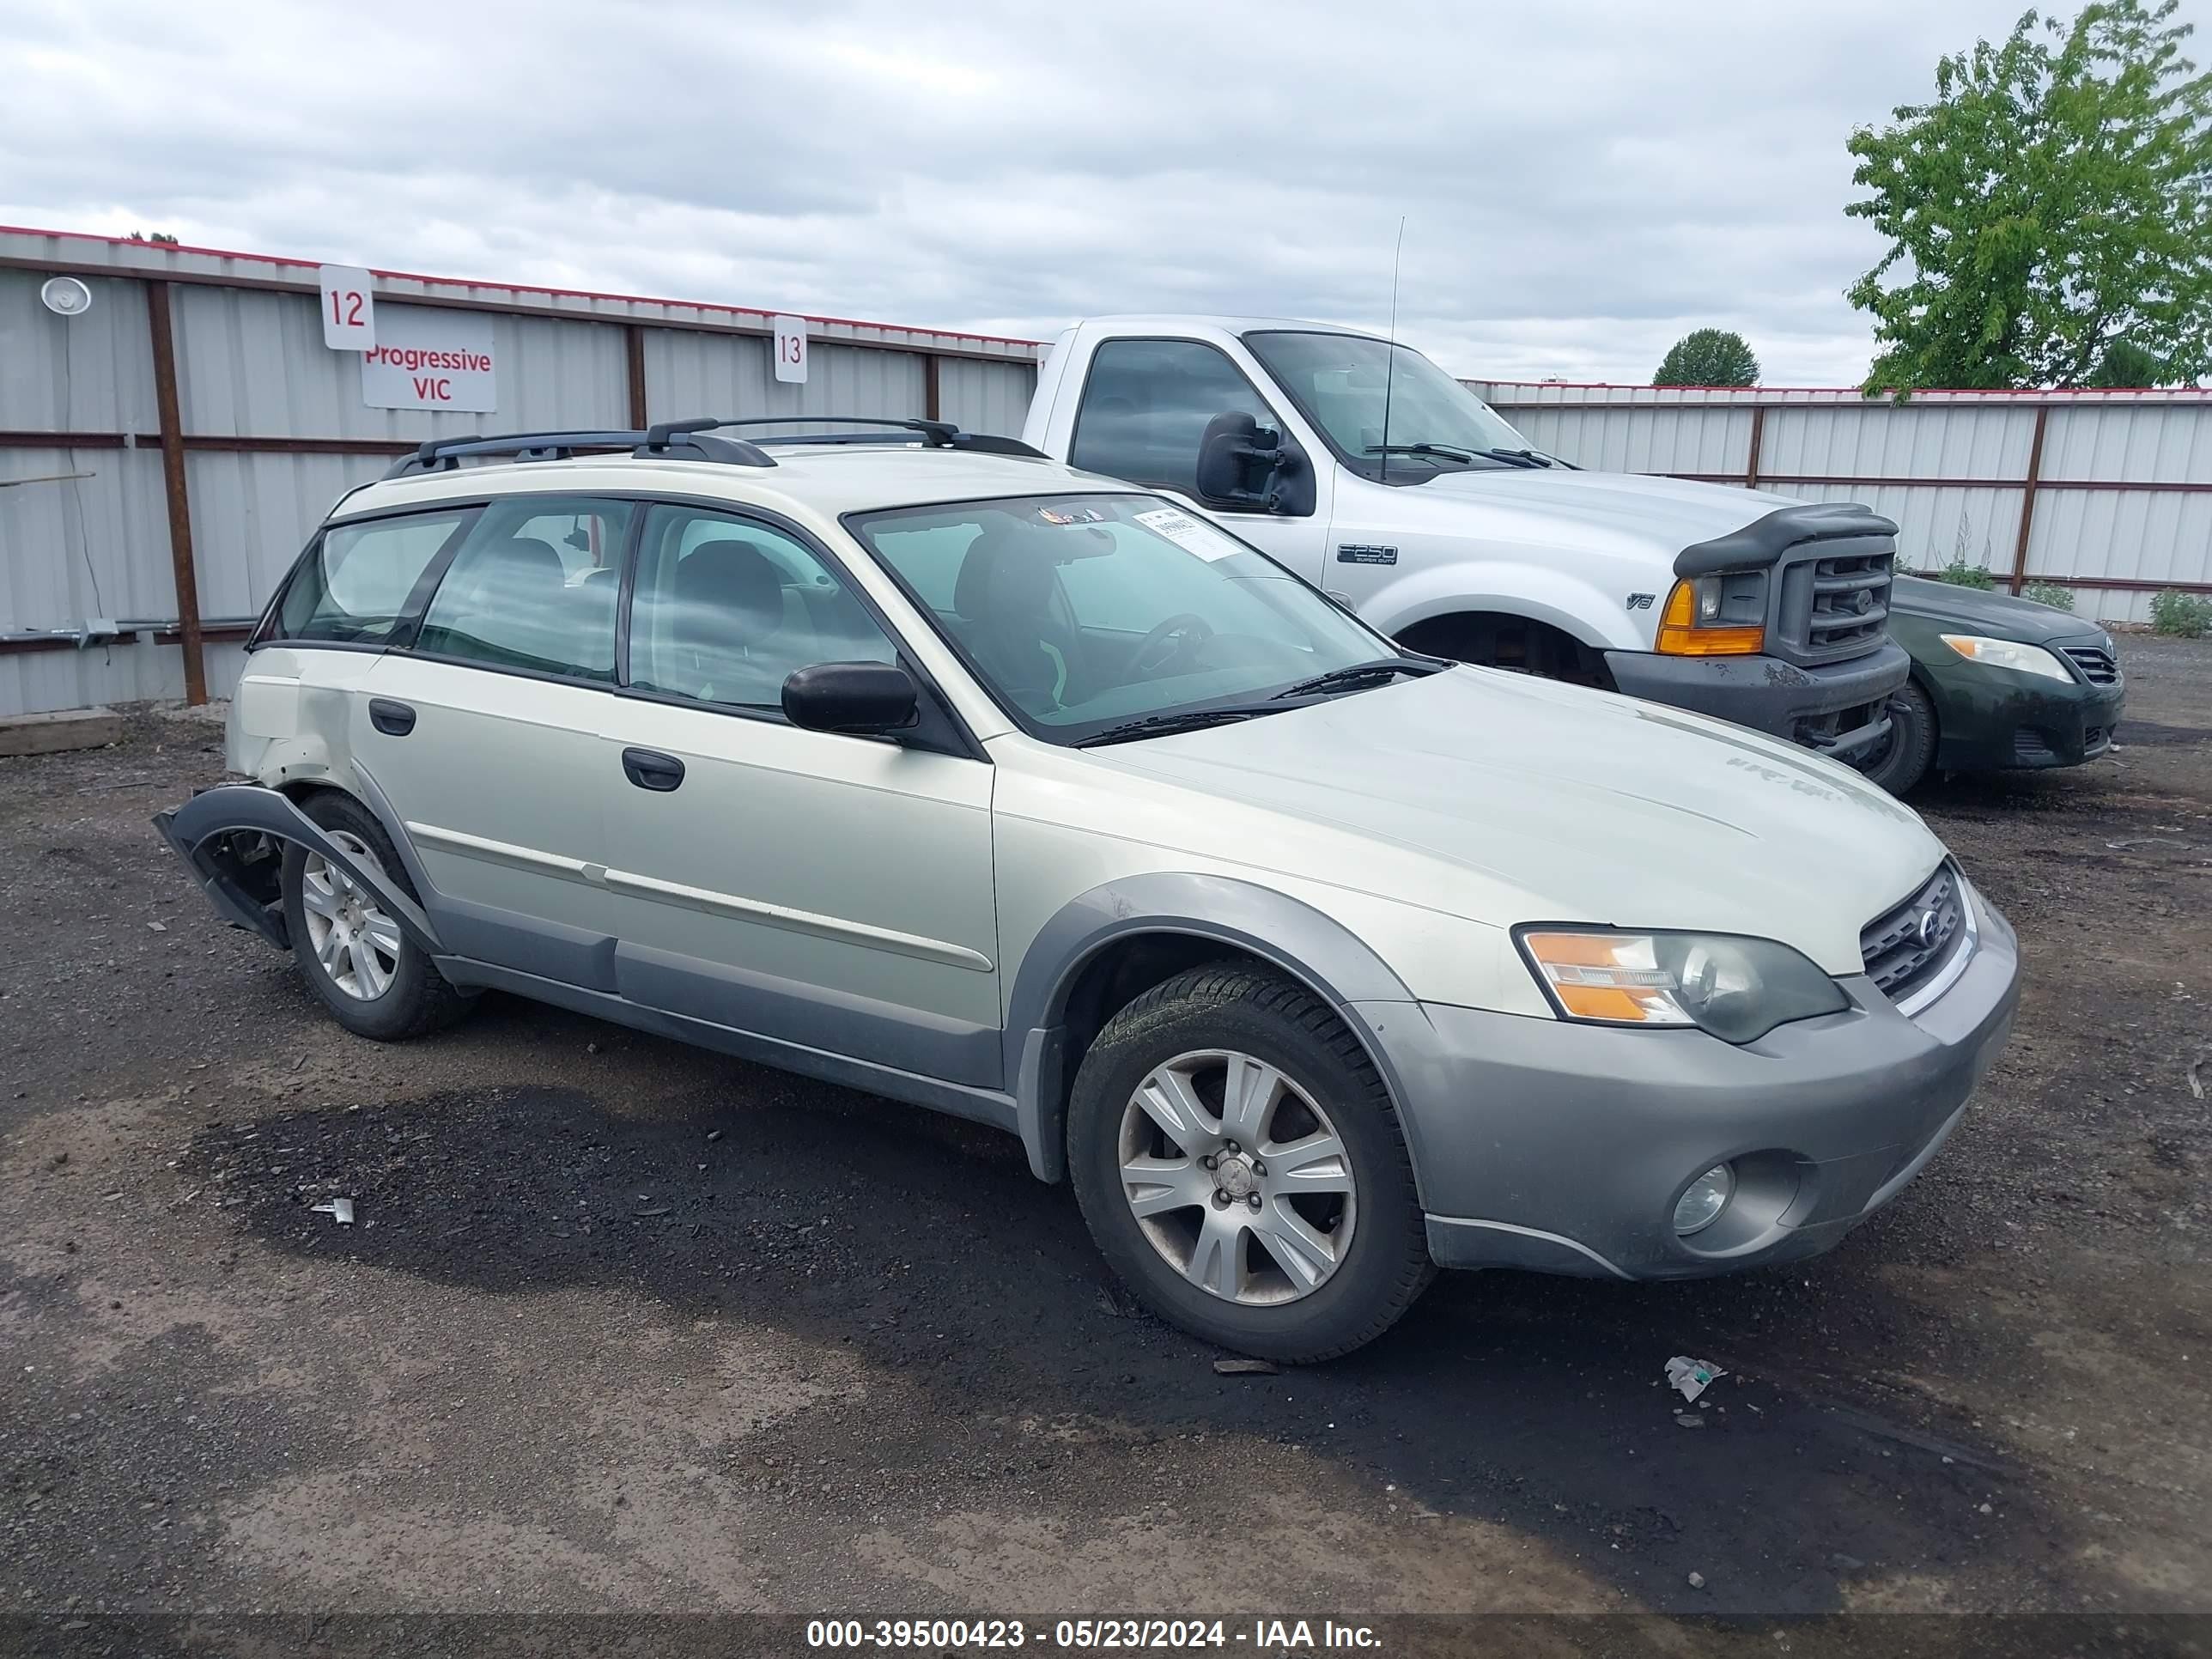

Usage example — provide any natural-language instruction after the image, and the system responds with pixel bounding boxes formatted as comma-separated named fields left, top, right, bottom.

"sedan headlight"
left=1938, top=634, right=2074, bottom=683
left=1516, top=927, right=1849, bottom=1043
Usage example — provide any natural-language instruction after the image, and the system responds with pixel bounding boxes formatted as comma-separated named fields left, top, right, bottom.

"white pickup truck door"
left=1057, top=333, right=1335, bottom=587
left=592, top=504, right=1003, bottom=1090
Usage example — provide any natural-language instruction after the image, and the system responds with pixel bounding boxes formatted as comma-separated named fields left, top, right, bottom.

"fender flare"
left=1003, top=872, right=1421, bottom=1185
left=153, top=783, right=442, bottom=956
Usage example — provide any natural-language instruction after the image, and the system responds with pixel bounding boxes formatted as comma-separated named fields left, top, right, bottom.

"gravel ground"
left=2, top=640, right=2209, bottom=1643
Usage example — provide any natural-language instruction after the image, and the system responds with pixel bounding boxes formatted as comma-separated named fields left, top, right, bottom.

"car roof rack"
left=652, top=416, right=1046, bottom=459
left=382, top=426, right=777, bottom=479
left=380, top=415, right=1044, bottom=481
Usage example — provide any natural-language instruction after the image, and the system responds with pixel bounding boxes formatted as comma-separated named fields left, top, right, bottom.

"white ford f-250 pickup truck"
left=1023, top=317, right=1910, bottom=762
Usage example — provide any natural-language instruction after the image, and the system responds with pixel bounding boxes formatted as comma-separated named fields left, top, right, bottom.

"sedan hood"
left=1891, top=574, right=2111, bottom=644
left=1092, top=668, right=1948, bottom=976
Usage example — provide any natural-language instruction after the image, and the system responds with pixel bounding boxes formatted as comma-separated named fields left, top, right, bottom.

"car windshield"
left=848, top=493, right=1395, bottom=743
left=1244, top=329, right=1539, bottom=481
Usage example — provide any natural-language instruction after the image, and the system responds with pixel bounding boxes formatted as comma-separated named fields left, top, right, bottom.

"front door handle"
left=621, top=747, right=686, bottom=792
left=368, top=698, right=416, bottom=737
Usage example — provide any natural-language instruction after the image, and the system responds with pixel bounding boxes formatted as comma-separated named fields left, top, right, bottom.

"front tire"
left=280, top=791, right=467, bottom=1041
left=1067, top=964, right=1431, bottom=1361
left=1862, top=680, right=1938, bottom=795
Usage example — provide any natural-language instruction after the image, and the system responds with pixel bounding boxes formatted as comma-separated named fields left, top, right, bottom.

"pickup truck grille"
left=1778, top=546, right=1894, bottom=664
left=2059, top=643, right=2119, bottom=684
left=1860, top=863, right=1968, bottom=1009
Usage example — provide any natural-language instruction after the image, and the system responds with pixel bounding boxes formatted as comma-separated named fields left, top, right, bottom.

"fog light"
left=1674, top=1164, right=1735, bottom=1236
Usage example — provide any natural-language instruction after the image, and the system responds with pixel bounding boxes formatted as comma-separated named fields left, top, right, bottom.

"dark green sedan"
left=1860, top=576, right=2125, bottom=794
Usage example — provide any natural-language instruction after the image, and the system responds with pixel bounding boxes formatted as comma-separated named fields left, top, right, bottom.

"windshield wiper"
left=1269, top=657, right=1443, bottom=701
left=1364, top=441, right=1479, bottom=465
left=1073, top=705, right=1281, bottom=748
left=1475, top=447, right=1551, bottom=468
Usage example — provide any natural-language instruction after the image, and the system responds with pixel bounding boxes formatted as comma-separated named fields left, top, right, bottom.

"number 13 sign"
left=319, top=265, right=376, bottom=350
left=772, top=314, right=808, bottom=384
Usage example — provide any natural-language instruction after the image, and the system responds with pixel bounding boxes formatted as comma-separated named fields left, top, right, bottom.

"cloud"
left=4, top=0, right=2200, bottom=383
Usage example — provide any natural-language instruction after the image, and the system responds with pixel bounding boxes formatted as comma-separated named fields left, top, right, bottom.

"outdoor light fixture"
left=40, top=276, right=94, bottom=317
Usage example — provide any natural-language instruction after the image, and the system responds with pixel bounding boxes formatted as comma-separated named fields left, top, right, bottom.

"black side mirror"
left=1194, top=411, right=1309, bottom=514
left=782, top=662, right=920, bottom=735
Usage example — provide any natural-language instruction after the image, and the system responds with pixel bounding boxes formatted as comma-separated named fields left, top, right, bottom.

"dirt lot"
left=3, top=639, right=2209, bottom=1645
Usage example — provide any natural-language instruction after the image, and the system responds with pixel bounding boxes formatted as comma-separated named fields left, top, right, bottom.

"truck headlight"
left=1656, top=574, right=1765, bottom=656
left=1515, top=927, right=1848, bottom=1043
left=1937, top=634, right=2074, bottom=683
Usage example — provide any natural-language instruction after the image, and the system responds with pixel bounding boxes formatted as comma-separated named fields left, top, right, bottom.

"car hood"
left=1891, top=574, right=2110, bottom=644
left=1090, top=668, right=1948, bottom=976
left=1402, top=465, right=1808, bottom=562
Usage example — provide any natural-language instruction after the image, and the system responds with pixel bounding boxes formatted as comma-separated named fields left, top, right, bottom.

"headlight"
left=1938, top=634, right=2073, bottom=683
left=1515, top=927, right=1849, bottom=1043
left=1656, top=573, right=1765, bottom=656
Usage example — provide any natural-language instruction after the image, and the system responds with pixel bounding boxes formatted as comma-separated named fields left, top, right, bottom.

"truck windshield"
left=847, top=493, right=1400, bottom=744
left=1244, top=330, right=1539, bottom=482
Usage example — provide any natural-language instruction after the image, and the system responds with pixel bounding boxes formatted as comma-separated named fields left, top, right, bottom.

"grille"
left=1860, top=864, right=1969, bottom=1008
left=1775, top=544, right=1895, bottom=664
left=2060, top=644, right=2118, bottom=684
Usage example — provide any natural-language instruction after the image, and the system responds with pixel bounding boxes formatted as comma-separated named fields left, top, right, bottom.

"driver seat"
left=952, top=530, right=1083, bottom=712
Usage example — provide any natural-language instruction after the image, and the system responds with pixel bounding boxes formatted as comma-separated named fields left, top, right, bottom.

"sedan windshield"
left=1244, top=330, right=1540, bottom=481
left=848, top=494, right=1400, bottom=744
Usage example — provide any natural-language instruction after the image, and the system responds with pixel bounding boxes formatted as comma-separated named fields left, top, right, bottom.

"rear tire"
left=1862, top=681, right=1938, bottom=795
left=1067, top=963, right=1431, bottom=1362
left=280, top=791, right=468, bottom=1041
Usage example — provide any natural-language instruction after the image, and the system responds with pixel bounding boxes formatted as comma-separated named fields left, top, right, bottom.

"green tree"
left=2086, top=337, right=2166, bottom=384
left=1845, top=0, right=2212, bottom=392
left=1653, top=329, right=1760, bottom=386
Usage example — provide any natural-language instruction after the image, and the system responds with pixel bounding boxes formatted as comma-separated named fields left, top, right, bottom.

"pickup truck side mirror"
left=1194, top=412, right=1310, bottom=514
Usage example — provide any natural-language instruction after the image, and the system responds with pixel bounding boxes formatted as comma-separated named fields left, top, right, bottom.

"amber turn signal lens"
left=1655, top=580, right=1765, bottom=657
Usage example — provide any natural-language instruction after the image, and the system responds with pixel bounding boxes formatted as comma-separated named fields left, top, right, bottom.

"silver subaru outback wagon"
left=159, top=418, right=2017, bottom=1360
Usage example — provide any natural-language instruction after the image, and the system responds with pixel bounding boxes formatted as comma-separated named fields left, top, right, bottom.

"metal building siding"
left=181, top=451, right=366, bottom=617
left=1, top=445, right=172, bottom=619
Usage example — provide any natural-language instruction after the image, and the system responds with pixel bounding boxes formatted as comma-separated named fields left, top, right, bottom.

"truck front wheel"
left=1397, top=612, right=1613, bottom=690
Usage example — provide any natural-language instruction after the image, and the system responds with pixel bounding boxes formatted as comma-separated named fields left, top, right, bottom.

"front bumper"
left=1361, top=889, right=2018, bottom=1281
left=1605, top=639, right=1911, bottom=763
left=1929, top=668, right=2125, bottom=773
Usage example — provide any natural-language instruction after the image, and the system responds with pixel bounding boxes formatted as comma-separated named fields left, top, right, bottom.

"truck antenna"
left=1379, top=216, right=1406, bottom=486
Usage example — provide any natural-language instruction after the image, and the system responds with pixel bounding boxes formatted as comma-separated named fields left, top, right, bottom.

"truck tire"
left=279, top=791, right=469, bottom=1042
left=1863, top=682, right=1938, bottom=796
left=1067, top=963, right=1431, bottom=1361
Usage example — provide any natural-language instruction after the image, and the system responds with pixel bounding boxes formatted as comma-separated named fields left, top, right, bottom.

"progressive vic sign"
left=359, top=307, right=498, bottom=412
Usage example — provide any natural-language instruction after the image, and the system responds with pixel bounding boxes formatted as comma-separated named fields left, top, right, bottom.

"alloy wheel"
left=1116, top=1048, right=1358, bottom=1305
left=298, top=832, right=403, bottom=1000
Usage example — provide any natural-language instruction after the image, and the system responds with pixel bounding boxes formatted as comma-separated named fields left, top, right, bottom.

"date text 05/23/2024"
left=805, top=1617, right=1382, bottom=1650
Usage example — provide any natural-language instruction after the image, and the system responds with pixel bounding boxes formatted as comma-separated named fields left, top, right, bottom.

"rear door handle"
left=368, top=698, right=416, bottom=737
left=622, top=747, right=685, bottom=792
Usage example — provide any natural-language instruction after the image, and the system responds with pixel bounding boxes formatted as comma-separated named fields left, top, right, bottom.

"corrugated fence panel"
left=173, top=288, right=630, bottom=439
left=937, top=357, right=1037, bottom=435
left=1477, top=382, right=2212, bottom=625
left=1, top=270, right=157, bottom=430
left=183, top=452, right=382, bottom=617
left=643, top=333, right=924, bottom=428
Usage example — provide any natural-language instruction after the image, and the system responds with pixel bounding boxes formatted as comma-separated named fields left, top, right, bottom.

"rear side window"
left=275, top=511, right=472, bottom=644
left=413, top=497, right=637, bottom=683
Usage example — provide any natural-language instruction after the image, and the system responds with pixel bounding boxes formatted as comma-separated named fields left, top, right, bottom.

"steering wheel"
left=1131, top=612, right=1215, bottom=676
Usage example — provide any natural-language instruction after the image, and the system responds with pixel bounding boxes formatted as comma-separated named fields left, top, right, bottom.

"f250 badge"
left=1626, top=592, right=1656, bottom=610
left=1336, top=544, right=1398, bottom=565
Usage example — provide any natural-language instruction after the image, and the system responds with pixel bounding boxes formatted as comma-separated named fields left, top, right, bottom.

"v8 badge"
left=1626, top=592, right=1656, bottom=611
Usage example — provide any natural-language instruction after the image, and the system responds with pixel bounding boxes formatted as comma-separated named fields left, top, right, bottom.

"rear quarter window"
left=275, top=511, right=473, bottom=644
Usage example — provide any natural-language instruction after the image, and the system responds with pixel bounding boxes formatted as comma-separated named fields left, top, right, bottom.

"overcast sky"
left=5, top=0, right=2205, bottom=386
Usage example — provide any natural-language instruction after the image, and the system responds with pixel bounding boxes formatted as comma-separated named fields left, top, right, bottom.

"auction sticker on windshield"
left=1134, top=506, right=1243, bottom=562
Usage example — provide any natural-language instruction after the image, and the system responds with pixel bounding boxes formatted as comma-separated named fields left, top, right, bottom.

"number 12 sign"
left=772, top=314, right=808, bottom=384
left=319, top=265, right=376, bottom=350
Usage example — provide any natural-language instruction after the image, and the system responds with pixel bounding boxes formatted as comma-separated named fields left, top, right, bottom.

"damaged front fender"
left=152, top=784, right=442, bottom=957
